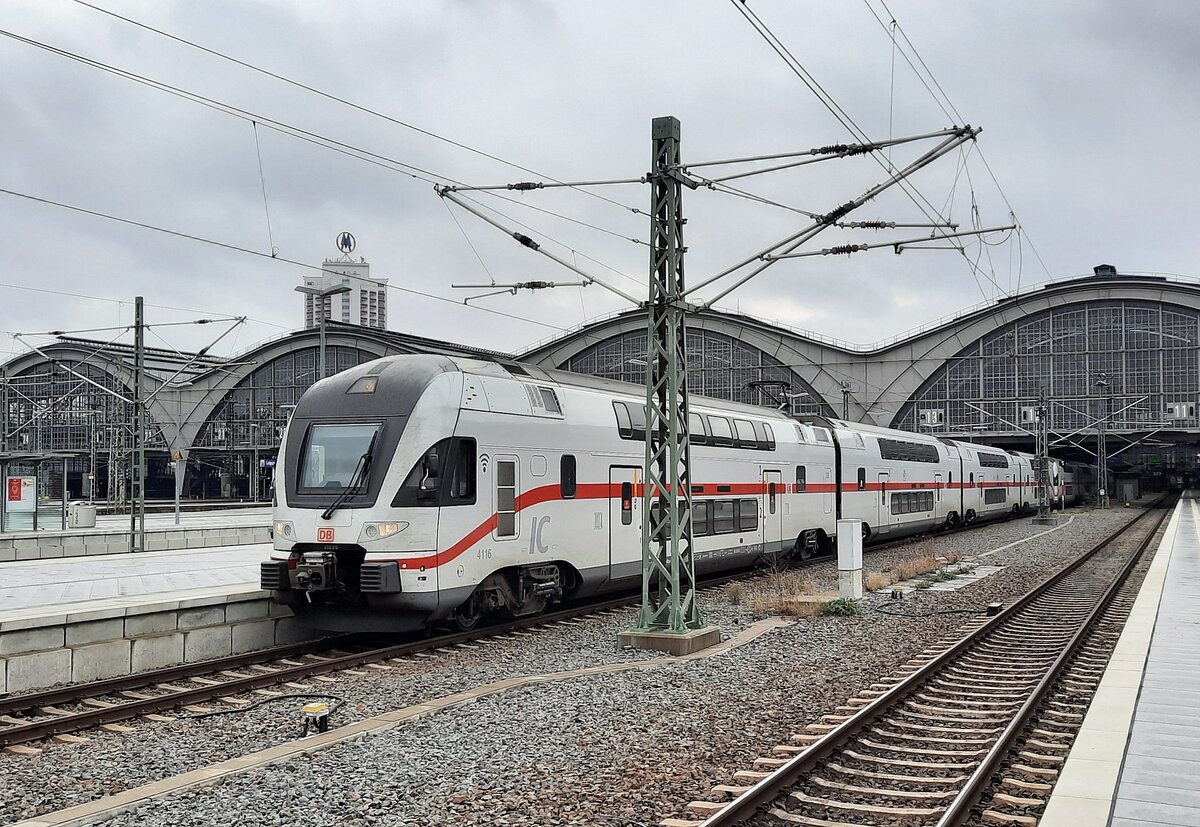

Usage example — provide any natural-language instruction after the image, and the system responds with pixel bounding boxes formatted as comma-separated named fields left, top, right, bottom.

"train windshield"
left=300, top=423, right=381, bottom=492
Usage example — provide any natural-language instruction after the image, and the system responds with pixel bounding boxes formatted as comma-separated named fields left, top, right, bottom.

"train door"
left=608, top=466, right=640, bottom=581
left=822, top=467, right=833, bottom=515
left=763, top=469, right=783, bottom=553
left=877, top=471, right=890, bottom=530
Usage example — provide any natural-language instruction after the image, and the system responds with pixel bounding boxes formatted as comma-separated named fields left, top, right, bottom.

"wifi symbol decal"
left=480, top=454, right=490, bottom=473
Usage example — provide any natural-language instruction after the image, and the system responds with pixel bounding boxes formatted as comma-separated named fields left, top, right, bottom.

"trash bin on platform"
left=68, top=502, right=97, bottom=529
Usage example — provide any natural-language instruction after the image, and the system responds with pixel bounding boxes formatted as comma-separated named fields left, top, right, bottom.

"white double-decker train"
left=261, top=354, right=1072, bottom=632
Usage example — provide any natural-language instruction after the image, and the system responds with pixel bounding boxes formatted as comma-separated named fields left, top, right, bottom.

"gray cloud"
left=1, top=0, right=1196, bottom=358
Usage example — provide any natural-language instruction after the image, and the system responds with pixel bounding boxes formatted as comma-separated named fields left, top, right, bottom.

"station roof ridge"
left=517, top=270, right=1200, bottom=358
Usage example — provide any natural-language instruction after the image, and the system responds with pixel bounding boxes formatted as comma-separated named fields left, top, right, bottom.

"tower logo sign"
left=336, top=231, right=356, bottom=255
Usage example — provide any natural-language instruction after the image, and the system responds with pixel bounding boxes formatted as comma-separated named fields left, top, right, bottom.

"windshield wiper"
left=320, top=431, right=379, bottom=521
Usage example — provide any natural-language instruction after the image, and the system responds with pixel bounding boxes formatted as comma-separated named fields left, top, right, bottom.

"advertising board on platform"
left=6, top=476, right=36, bottom=513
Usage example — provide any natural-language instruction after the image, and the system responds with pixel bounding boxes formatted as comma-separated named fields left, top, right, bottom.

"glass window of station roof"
left=893, top=300, right=1200, bottom=434
left=564, top=328, right=835, bottom=418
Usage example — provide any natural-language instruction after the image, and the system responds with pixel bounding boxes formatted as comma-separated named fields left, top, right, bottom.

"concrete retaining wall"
left=0, top=524, right=269, bottom=562
left=0, top=591, right=319, bottom=694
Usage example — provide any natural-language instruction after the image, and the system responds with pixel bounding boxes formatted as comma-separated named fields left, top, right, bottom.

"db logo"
left=316, top=528, right=335, bottom=543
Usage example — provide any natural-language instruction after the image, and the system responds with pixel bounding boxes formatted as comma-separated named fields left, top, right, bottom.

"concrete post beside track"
left=837, top=519, right=864, bottom=600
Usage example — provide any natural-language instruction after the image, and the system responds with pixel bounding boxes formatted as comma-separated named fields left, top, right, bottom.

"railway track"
left=0, top=505, right=1076, bottom=753
left=663, top=498, right=1172, bottom=827
left=0, top=595, right=648, bottom=750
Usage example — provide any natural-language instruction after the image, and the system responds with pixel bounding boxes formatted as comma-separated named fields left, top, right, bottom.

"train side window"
left=613, top=402, right=633, bottom=439
left=496, top=459, right=518, bottom=538
left=751, top=421, right=767, bottom=449
left=969, top=472, right=975, bottom=486
left=857, top=467, right=866, bottom=491
left=733, top=419, right=756, bottom=447
left=691, top=501, right=709, bottom=537
left=688, top=412, right=709, bottom=445
left=763, top=423, right=776, bottom=450
left=560, top=454, right=576, bottom=499
left=737, top=498, right=759, bottom=531
left=393, top=438, right=451, bottom=507
left=447, top=438, right=476, bottom=504
left=712, top=500, right=736, bottom=534
left=813, top=428, right=831, bottom=444
left=796, top=466, right=807, bottom=492
left=707, top=416, right=734, bottom=447
left=620, top=482, right=633, bottom=525
left=538, top=387, right=561, bottom=415
left=629, top=404, right=647, bottom=440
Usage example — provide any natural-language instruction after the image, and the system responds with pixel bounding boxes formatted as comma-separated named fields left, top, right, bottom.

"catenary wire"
left=441, top=197, right=497, bottom=287
left=727, top=1, right=1006, bottom=299
left=0, top=29, right=645, bottom=250
left=66, top=0, right=647, bottom=218
left=250, top=121, right=277, bottom=256
left=862, top=0, right=1053, bottom=283
left=0, top=280, right=288, bottom=332
left=0, top=187, right=568, bottom=332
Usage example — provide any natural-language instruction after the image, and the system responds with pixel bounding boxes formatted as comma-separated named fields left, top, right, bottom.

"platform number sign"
left=317, top=527, right=335, bottom=543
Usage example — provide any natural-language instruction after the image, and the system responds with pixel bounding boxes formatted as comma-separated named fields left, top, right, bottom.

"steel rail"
left=0, top=593, right=647, bottom=748
left=697, top=497, right=1172, bottom=827
left=0, top=504, right=1068, bottom=748
left=0, top=636, right=357, bottom=718
left=938, top=498, right=1173, bottom=825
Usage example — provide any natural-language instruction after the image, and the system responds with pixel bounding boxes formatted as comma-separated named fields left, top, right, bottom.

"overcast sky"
left=2, top=1, right=1197, bottom=363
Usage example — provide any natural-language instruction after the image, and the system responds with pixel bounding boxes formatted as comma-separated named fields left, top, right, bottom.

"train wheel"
left=449, top=593, right=484, bottom=632
left=795, top=529, right=819, bottom=561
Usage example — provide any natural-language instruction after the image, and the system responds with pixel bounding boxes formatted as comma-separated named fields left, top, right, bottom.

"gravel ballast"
left=0, top=504, right=1146, bottom=826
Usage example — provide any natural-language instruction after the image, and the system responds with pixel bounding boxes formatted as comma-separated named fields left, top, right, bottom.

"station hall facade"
left=2, top=267, right=1197, bottom=505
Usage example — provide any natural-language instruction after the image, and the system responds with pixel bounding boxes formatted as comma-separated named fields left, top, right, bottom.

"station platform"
left=0, top=542, right=312, bottom=694
left=0, top=544, right=264, bottom=616
left=0, top=506, right=271, bottom=561
left=1041, top=493, right=1200, bottom=826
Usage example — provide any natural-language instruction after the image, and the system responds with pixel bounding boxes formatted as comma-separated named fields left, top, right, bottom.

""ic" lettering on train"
left=528, top=516, right=550, bottom=554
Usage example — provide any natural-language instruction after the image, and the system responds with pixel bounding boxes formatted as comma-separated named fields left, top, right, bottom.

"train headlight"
left=274, top=521, right=295, bottom=539
left=359, top=521, right=408, bottom=542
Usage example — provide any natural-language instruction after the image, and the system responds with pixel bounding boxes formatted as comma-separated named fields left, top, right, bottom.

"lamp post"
left=295, top=284, right=352, bottom=380
left=249, top=422, right=260, bottom=502
left=1095, top=374, right=1111, bottom=507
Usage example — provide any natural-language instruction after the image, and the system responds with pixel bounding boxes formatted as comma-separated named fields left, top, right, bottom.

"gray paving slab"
left=1113, top=497, right=1200, bottom=823
left=1120, top=761, right=1200, bottom=794
left=0, top=507, right=271, bottom=538
left=1129, top=730, right=1200, bottom=753
left=1113, top=798, right=1200, bottom=827
left=0, top=544, right=266, bottom=615
left=1123, top=785, right=1200, bottom=810
left=1129, top=721, right=1200, bottom=740
left=1127, top=743, right=1200, bottom=764
left=1136, top=688, right=1200, bottom=708
left=1136, top=705, right=1200, bottom=728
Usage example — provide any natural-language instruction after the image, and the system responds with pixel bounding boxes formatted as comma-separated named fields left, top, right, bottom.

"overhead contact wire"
left=0, top=187, right=566, bottom=332
left=67, top=0, right=646, bottom=218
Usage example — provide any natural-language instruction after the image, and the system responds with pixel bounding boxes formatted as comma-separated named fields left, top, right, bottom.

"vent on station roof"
left=1093, top=264, right=1118, bottom=278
